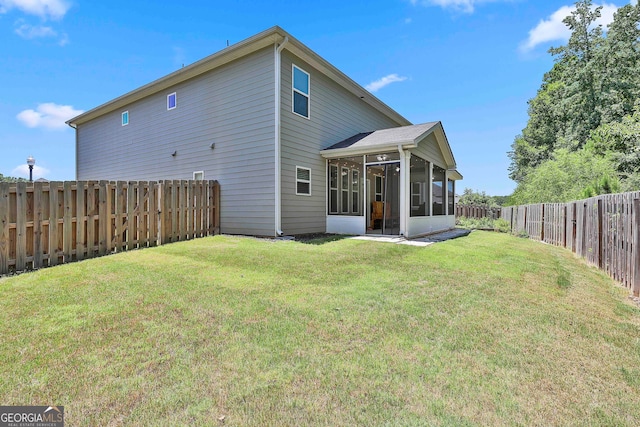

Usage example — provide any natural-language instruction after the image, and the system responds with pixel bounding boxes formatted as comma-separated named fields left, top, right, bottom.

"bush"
left=493, top=218, right=511, bottom=233
left=456, top=216, right=495, bottom=230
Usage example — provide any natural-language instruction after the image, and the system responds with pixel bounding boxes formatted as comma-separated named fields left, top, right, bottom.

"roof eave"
left=67, top=26, right=411, bottom=128
left=320, top=143, right=417, bottom=159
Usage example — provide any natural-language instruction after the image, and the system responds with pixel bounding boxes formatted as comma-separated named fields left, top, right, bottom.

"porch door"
left=366, top=162, right=400, bottom=235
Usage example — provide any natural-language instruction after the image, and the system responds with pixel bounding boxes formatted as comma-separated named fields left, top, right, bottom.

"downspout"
left=274, top=36, right=289, bottom=237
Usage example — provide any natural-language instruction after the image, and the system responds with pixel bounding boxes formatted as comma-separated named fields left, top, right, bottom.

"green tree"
left=509, top=148, right=617, bottom=204
left=599, top=3, right=640, bottom=123
left=458, top=188, right=499, bottom=207
left=0, top=173, right=26, bottom=183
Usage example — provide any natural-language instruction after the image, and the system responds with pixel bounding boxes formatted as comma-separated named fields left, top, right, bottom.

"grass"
left=1, top=232, right=640, bottom=426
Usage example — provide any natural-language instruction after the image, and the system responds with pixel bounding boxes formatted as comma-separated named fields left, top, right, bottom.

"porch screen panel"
left=447, top=179, right=455, bottom=215
left=341, top=167, right=349, bottom=213
left=410, top=155, right=429, bottom=217
left=432, top=165, right=446, bottom=216
left=329, top=164, right=338, bottom=214
left=327, top=157, right=363, bottom=216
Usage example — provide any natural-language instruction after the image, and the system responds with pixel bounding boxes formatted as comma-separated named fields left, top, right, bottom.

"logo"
left=0, top=406, right=64, bottom=427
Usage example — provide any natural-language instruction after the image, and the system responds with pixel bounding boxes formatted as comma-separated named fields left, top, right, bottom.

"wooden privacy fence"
left=0, top=180, right=220, bottom=275
left=501, top=191, right=640, bottom=296
left=456, top=205, right=502, bottom=219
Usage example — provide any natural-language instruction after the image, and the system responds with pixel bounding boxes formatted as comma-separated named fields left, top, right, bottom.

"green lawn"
left=1, top=232, right=640, bottom=426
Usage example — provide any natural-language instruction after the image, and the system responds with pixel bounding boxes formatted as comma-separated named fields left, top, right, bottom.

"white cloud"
left=365, top=74, right=408, bottom=93
left=0, top=0, right=70, bottom=20
left=520, top=2, right=620, bottom=52
left=410, top=0, right=506, bottom=14
left=12, top=164, right=50, bottom=180
left=17, top=103, right=84, bottom=130
left=15, top=21, right=57, bottom=39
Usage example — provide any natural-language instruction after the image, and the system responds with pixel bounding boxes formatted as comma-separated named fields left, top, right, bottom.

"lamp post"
left=27, top=155, right=35, bottom=182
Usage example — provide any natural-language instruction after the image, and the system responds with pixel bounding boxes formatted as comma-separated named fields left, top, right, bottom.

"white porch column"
left=399, top=147, right=410, bottom=236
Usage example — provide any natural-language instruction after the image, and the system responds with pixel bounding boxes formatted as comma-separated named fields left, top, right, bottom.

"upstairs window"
left=296, top=166, right=311, bottom=195
left=167, top=92, right=177, bottom=110
left=121, top=111, right=129, bottom=126
left=292, top=65, right=310, bottom=118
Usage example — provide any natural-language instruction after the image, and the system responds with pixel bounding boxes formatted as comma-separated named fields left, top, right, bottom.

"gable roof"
left=67, top=26, right=411, bottom=127
left=321, top=122, right=460, bottom=178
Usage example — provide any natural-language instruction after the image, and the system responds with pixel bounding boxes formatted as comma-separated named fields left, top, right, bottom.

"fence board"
left=0, top=180, right=219, bottom=275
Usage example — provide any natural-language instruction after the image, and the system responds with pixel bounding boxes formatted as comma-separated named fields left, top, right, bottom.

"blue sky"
left=0, top=0, right=636, bottom=195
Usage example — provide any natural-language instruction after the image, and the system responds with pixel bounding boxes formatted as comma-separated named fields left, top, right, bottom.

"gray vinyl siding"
left=280, top=51, right=402, bottom=235
left=76, top=47, right=276, bottom=236
left=410, top=134, right=447, bottom=168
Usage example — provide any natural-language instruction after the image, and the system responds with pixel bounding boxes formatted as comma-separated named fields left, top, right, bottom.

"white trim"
left=167, top=92, right=177, bottom=110
left=121, top=110, right=129, bottom=126
left=291, top=64, right=310, bottom=119
left=193, top=171, right=204, bottom=180
left=295, top=165, right=311, bottom=196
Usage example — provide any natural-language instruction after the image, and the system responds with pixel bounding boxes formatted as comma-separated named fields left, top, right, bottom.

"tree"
left=599, top=3, right=640, bottom=123
left=0, top=173, right=26, bottom=183
left=458, top=188, right=499, bottom=207
left=588, top=108, right=640, bottom=190
left=509, top=148, right=617, bottom=205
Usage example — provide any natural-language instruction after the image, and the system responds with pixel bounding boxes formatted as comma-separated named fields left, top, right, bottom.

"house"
left=67, top=26, right=462, bottom=238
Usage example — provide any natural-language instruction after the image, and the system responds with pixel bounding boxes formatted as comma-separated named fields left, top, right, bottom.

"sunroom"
left=320, top=122, right=462, bottom=238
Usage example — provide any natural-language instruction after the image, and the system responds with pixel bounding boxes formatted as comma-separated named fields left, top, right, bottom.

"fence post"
left=598, top=198, right=604, bottom=269
left=541, top=204, right=545, bottom=242
left=0, top=183, right=9, bottom=275
left=15, top=182, right=27, bottom=271
left=633, top=199, right=640, bottom=297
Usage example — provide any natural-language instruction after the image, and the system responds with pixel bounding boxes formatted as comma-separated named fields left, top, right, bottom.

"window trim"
left=292, top=64, right=310, bottom=119
left=167, top=92, right=177, bottom=110
left=296, top=166, right=312, bottom=196
left=193, top=171, right=204, bottom=181
left=121, top=111, right=129, bottom=126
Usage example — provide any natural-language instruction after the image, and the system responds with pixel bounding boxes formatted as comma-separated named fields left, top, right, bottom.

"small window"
left=121, top=111, right=129, bottom=126
left=292, top=65, right=310, bottom=119
left=296, top=166, right=311, bottom=196
left=167, top=92, right=177, bottom=110
left=193, top=171, right=204, bottom=181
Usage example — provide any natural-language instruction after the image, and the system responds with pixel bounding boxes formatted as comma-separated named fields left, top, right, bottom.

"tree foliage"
left=458, top=188, right=500, bottom=207
left=0, top=173, right=26, bottom=183
left=509, top=1, right=640, bottom=203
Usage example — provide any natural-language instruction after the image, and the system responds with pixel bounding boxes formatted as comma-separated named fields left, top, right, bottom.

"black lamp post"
left=27, top=155, right=35, bottom=182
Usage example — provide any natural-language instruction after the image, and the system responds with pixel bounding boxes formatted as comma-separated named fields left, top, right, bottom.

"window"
left=296, top=166, right=311, bottom=195
left=375, top=176, right=383, bottom=202
left=329, top=164, right=338, bottom=213
left=292, top=65, right=310, bottom=118
left=121, top=111, right=129, bottom=126
left=341, top=167, right=349, bottom=213
left=193, top=171, right=204, bottom=181
left=167, top=92, right=177, bottom=110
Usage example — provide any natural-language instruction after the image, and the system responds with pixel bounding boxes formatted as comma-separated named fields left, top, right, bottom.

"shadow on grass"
left=294, top=233, right=353, bottom=245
